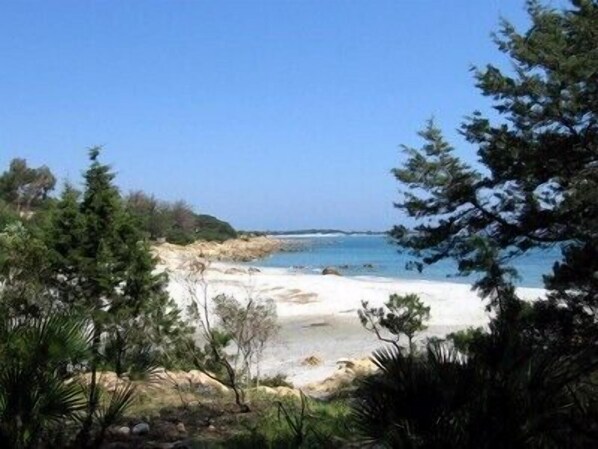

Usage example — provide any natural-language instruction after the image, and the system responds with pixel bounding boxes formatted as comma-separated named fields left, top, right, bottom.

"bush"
left=260, top=373, right=294, bottom=388
left=125, top=192, right=237, bottom=244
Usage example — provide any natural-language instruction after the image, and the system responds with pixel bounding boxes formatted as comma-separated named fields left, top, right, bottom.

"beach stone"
left=132, top=422, right=150, bottom=435
left=110, top=425, right=131, bottom=438
left=322, top=267, right=341, bottom=276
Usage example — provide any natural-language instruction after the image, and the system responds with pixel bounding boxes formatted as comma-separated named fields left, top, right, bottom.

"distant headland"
left=259, top=229, right=388, bottom=236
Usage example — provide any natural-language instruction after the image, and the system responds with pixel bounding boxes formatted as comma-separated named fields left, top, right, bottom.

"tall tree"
left=392, top=0, right=598, bottom=345
left=44, top=149, right=188, bottom=444
left=353, top=2, right=598, bottom=447
left=47, top=148, right=187, bottom=368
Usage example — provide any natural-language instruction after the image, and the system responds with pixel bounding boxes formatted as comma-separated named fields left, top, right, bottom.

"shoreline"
left=159, top=254, right=545, bottom=387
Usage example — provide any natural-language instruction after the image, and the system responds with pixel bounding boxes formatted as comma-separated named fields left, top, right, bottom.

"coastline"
left=156, top=242, right=546, bottom=386
left=152, top=235, right=285, bottom=263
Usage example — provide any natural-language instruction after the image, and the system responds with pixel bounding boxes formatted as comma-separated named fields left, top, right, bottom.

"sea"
left=250, top=234, right=561, bottom=289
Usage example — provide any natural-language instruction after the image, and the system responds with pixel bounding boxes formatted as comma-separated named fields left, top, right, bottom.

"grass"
left=118, top=384, right=354, bottom=448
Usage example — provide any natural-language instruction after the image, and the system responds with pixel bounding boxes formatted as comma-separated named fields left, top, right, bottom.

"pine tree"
left=392, top=0, right=598, bottom=347
left=44, top=149, right=188, bottom=444
left=47, top=148, right=188, bottom=370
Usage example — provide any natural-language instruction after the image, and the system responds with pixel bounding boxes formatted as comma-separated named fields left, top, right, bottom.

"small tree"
left=213, top=293, right=278, bottom=386
left=0, top=158, right=56, bottom=213
left=359, top=293, right=430, bottom=354
left=183, top=260, right=278, bottom=410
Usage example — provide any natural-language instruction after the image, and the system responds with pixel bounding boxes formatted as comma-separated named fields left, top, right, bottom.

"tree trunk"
left=77, top=324, right=102, bottom=449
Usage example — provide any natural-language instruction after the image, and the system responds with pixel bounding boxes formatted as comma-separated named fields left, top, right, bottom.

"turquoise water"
left=251, top=235, right=560, bottom=288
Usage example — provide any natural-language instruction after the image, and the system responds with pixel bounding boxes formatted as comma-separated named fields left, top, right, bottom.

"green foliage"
left=125, top=191, right=237, bottom=244
left=0, top=158, right=56, bottom=213
left=0, top=313, right=89, bottom=449
left=0, top=199, right=20, bottom=229
left=205, top=398, right=350, bottom=449
left=446, top=327, right=486, bottom=356
left=374, top=2, right=598, bottom=447
left=184, top=270, right=279, bottom=409
left=359, top=293, right=430, bottom=354
left=353, top=339, right=598, bottom=449
left=212, top=293, right=279, bottom=386
left=43, top=149, right=190, bottom=377
left=0, top=312, right=141, bottom=449
left=0, top=222, right=53, bottom=317
left=391, top=0, right=598, bottom=343
left=260, top=373, right=294, bottom=388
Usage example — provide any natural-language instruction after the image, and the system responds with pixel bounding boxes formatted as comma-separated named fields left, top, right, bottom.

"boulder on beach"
left=252, top=385, right=302, bottom=399
left=302, top=355, right=323, bottom=366
left=304, top=358, right=378, bottom=398
left=322, top=267, right=341, bottom=276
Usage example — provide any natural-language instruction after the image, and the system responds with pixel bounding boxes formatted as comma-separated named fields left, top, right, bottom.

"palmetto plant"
left=0, top=312, right=142, bottom=449
left=0, top=313, right=90, bottom=449
left=352, top=342, right=473, bottom=449
left=352, top=335, right=598, bottom=449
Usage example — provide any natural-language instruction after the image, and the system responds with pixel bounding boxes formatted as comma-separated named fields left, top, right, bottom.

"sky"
left=0, top=0, right=544, bottom=231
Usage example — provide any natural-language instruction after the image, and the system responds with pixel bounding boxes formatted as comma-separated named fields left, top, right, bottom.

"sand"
left=161, top=260, right=545, bottom=387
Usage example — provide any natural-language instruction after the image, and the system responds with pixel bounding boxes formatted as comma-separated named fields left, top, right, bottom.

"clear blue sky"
left=1, top=0, right=539, bottom=231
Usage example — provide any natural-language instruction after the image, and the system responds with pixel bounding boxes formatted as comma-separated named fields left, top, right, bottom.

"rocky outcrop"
left=322, top=267, right=341, bottom=276
left=251, top=385, right=302, bottom=399
left=77, top=368, right=229, bottom=395
left=304, top=358, right=377, bottom=398
left=152, top=236, right=283, bottom=267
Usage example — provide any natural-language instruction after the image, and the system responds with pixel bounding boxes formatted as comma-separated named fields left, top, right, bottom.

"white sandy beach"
left=159, top=253, right=545, bottom=387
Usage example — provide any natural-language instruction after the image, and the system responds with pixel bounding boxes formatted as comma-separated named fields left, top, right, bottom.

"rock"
left=152, top=236, right=283, bottom=266
left=302, top=355, right=323, bottom=366
left=207, top=424, right=216, bottom=432
left=132, top=422, right=150, bottom=436
left=109, top=425, right=131, bottom=438
left=304, top=358, right=378, bottom=398
left=336, top=358, right=355, bottom=369
left=322, top=267, right=341, bottom=276
left=273, top=386, right=302, bottom=399
left=336, top=358, right=377, bottom=375
left=254, top=385, right=276, bottom=396
left=176, top=422, right=186, bottom=434
left=173, top=442, right=194, bottom=449
left=252, top=385, right=302, bottom=399
left=363, top=263, right=374, bottom=269
left=187, top=370, right=229, bottom=394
